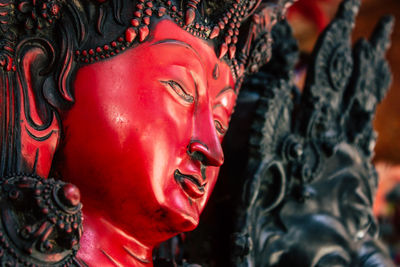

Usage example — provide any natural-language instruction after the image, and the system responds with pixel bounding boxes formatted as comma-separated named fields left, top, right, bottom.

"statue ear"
left=14, top=38, right=61, bottom=178
left=256, top=161, right=287, bottom=213
left=245, top=160, right=287, bottom=214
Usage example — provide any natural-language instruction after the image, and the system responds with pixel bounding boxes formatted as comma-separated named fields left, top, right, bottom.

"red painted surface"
left=51, top=19, right=237, bottom=266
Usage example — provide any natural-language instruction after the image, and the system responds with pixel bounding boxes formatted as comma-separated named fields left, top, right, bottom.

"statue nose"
left=188, top=141, right=224, bottom=167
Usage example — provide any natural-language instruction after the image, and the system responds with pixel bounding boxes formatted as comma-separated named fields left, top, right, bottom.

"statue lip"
left=174, top=169, right=206, bottom=199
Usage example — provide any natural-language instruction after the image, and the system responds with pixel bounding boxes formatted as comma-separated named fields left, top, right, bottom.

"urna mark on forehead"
left=145, top=24, right=238, bottom=135
left=149, top=19, right=236, bottom=84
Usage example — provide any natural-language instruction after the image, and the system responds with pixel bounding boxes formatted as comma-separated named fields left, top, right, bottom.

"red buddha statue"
left=0, top=0, right=293, bottom=266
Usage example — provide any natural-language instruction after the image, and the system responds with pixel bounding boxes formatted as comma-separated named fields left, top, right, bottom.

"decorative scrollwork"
left=0, top=174, right=83, bottom=266
left=328, top=44, right=353, bottom=91
left=17, top=0, right=62, bottom=30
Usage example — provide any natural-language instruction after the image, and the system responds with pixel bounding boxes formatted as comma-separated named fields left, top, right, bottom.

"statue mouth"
left=174, top=169, right=206, bottom=199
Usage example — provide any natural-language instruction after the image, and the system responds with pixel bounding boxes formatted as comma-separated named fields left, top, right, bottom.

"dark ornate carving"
left=0, top=174, right=83, bottom=266
left=230, top=0, right=395, bottom=266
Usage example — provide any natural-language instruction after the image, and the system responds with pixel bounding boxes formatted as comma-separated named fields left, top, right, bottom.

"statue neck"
left=77, top=211, right=153, bottom=266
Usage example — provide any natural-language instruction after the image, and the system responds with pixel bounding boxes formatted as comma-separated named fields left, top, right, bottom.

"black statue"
left=231, top=0, right=395, bottom=266
left=169, top=0, right=396, bottom=266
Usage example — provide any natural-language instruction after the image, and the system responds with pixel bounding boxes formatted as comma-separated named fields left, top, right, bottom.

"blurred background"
left=287, top=0, right=400, bottom=263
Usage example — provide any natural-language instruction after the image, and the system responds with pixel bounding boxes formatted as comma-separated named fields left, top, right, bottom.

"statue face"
left=265, top=144, right=376, bottom=266
left=53, top=19, right=236, bottom=244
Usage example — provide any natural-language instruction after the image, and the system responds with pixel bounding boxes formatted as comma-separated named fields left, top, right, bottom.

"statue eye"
left=161, top=80, right=194, bottom=104
left=214, top=120, right=226, bottom=135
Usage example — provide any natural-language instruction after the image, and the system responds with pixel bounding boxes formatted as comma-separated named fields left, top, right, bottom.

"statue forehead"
left=76, top=19, right=236, bottom=92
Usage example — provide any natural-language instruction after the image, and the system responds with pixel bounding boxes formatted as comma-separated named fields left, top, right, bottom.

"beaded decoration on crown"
left=0, top=0, right=295, bottom=84
left=76, top=0, right=295, bottom=82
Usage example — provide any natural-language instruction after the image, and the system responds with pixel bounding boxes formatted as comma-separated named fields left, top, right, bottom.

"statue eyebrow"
left=216, top=86, right=235, bottom=98
left=213, top=86, right=235, bottom=110
left=151, top=39, right=201, bottom=59
left=189, top=70, right=199, bottom=102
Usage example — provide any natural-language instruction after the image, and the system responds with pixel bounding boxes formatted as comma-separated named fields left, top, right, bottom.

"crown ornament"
left=0, top=0, right=64, bottom=72
left=0, top=174, right=83, bottom=266
left=0, top=0, right=295, bottom=83
left=75, top=0, right=295, bottom=82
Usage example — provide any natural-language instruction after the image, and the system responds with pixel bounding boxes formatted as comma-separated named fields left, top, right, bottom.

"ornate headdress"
left=73, top=0, right=294, bottom=81
left=0, top=0, right=294, bottom=83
